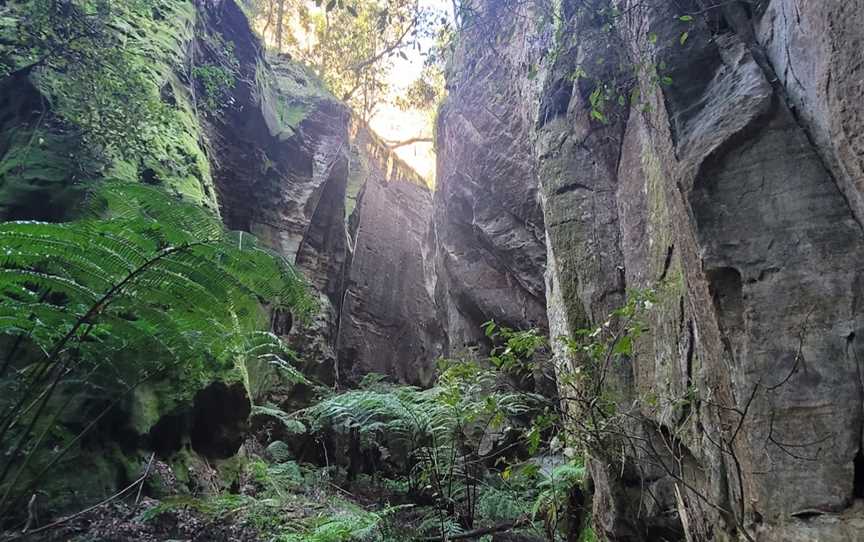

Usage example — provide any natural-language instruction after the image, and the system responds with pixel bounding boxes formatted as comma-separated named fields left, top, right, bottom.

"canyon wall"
left=7, top=0, right=864, bottom=538
left=0, top=0, right=441, bottom=451
left=194, top=1, right=441, bottom=387
left=435, top=0, right=864, bottom=540
left=336, top=124, right=443, bottom=386
left=431, top=0, right=549, bottom=355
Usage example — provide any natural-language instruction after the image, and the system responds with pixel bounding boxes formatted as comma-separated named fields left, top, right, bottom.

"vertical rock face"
left=756, top=0, right=864, bottom=226
left=199, top=1, right=443, bottom=386
left=439, top=0, right=864, bottom=539
left=195, top=0, right=351, bottom=382
left=432, top=0, right=549, bottom=356
left=336, top=124, right=443, bottom=386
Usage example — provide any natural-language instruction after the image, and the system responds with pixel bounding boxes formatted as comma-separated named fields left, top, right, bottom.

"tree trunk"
left=275, top=0, right=285, bottom=51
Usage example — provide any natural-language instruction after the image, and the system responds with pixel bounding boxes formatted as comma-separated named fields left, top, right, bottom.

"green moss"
left=1, top=0, right=218, bottom=214
left=141, top=493, right=254, bottom=523
left=214, top=454, right=246, bottom=490
left=641, top=145, right=675, bottom=274
left=12, top=441, right=144, bottom=517
left=257, top=55, right=338, bottom=141
left=130, top=385, right=169, bottom=435
left=278, top=102, right=313, bottom=131
left=194, top=63, right=237, bottom=114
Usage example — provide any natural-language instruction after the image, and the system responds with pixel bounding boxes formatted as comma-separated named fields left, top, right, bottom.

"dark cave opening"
left=148, top=412, right=186, bottom=458
left=190, top=381, right=251, bottom=459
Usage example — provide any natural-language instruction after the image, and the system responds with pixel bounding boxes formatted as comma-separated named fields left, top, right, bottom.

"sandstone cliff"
left=432, top=0, right=549, bottom=355
left=0, top=0, right=442, bottom=508
left=194, top=1, right=441, bottom=387
left=435, top=0, right=864, bottom=540
left=336, top=123, right=442, bottom=386
left=6, top=0, right=864, bottom=538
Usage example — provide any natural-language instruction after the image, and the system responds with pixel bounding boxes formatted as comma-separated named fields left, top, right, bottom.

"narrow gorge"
left=1, top=0, right=863, bottom=541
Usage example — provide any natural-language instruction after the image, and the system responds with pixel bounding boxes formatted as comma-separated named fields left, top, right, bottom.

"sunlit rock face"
left=437, top=0, right=864, bottom=539
left=195, top=0, right=351, bottom=383
left=336, top=124, right=444, bottom=387
left=201, top=2, right=444, bottom=387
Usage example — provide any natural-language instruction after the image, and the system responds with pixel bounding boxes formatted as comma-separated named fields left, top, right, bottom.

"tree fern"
left=0, top=181, right=313, bottom=519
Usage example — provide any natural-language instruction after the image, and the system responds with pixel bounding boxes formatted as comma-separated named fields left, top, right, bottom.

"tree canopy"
left=247, top=0, right=442, bottom=120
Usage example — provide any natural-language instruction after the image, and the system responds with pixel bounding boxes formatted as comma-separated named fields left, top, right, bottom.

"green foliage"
left=394, top=63, right=446, bottom=116
left=2, top=0, right=217, bottom=208
left=305, top=381, right=441, bottom=462
left=306, top=346, right=550, bottom=538
left=531, top=0, right=699, bottom=124
left=475, top=486, right=524, bottom=523
left=140, top=493, right=254, bottom=523
left=279, top=509, right=388, bottom=542
left=37, top=43, right=172, bottom=162
left=0, top=181, right=314, bottom=518
left=253, top=404, right=308, bottom=434
left=264, top=440, right=292, bottom=463
left=531, top=460, right=585, bottom=529
left=193, top=39, right=240, bottom=115
left=483, top=321, right=547, bottom=374
left=247, top=0, right=440, bottom=119
left=240, top=334, right=309, bottom=403
left=560, top=288, right=654, bottom=386
left=5, top=1, right=178, bottom=161
left=194, top=64, right=237, bottom=115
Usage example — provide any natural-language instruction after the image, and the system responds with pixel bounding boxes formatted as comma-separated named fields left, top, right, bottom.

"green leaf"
left=613, top=335, right=632, bottom=356
left=679, top=14, right=694, bottom=22
left=680, top=31, right=689, bottom=45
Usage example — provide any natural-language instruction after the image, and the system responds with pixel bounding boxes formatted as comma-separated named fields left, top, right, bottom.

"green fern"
left=252, top=404, right=308, bottom=434
left=531, top=461, right=586, bottom=527
left=0, top=181, right=314, bottom=517
left=280, top=508, right=395, bottom=542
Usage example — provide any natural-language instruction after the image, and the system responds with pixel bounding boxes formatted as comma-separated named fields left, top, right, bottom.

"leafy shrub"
left=475, top=486, right=524, bottom=523
left=532, top=460, right=586, bottom=526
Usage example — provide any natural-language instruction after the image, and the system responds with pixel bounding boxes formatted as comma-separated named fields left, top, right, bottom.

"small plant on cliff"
left=193, top=39, right=240, bottom=116
left=0, top=182, right=314, bottom=524
left=194, top=64, right=238, bottom=115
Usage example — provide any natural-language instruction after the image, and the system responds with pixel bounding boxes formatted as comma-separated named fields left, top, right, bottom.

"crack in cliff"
left=850, top=330, right=864, bottom=502
left=554, top=181, right=594, bottom=195
left=659, top=244, right=675, bottom=283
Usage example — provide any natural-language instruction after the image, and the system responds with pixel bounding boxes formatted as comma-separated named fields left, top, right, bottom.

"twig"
left=9, top=461, right=157, bottom=540
left=135, top=452, right=156, bottom=505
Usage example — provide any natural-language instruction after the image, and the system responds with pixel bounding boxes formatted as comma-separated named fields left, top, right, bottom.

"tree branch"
left=348, top=17, right=418, bottom=73
left=385, top=137, right=433, bottom=149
